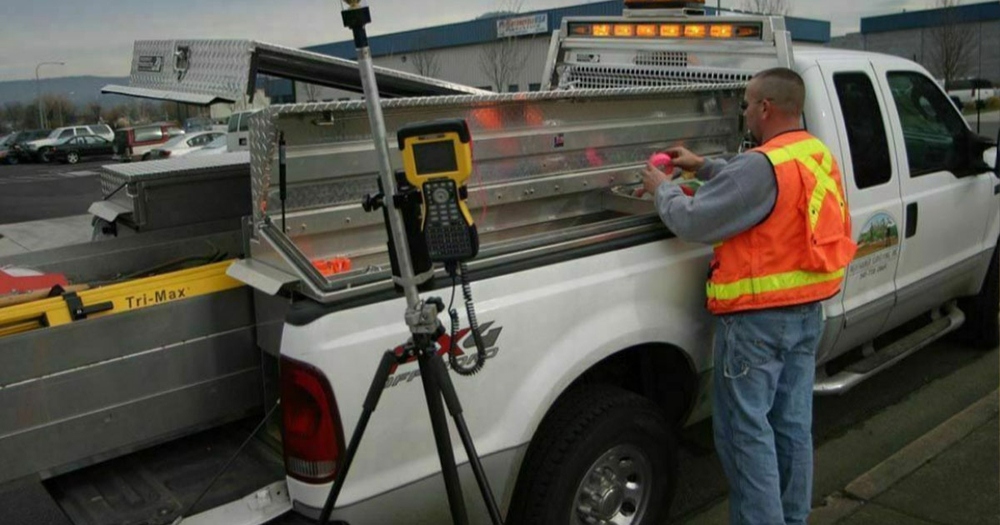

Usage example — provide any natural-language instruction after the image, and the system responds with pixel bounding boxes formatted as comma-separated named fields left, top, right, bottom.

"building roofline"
left=304, top=1, right=830, bottom=59
left=861, top=1, right=1000, bottom=34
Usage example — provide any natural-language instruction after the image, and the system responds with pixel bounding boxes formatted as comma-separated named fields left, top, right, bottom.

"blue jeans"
left=712, top=302, right=823, bottom=525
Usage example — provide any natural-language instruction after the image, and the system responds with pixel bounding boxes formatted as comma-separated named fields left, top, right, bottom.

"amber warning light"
left=570, top=22, right=761, bottom=40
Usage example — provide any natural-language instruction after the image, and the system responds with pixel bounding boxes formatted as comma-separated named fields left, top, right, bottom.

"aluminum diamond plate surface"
left=248, top=82, right=747, bottom=228
left=129, top=40, right=254, bottom=101
left=116, top=40, right=487, bottom=105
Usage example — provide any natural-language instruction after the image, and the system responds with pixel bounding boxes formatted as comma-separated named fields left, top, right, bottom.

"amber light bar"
left=569, top=22, right=761, bottom=39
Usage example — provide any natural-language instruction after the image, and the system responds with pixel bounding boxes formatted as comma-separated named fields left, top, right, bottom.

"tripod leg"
left=426, top=355, right=505, bottom=525
left=318, top=349, right=397, bottom=525
left=418, top=350, right=471, bottom=525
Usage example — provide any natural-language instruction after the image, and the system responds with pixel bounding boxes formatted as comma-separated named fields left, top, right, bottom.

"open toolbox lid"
left=102, top=39, right=489, bottom=105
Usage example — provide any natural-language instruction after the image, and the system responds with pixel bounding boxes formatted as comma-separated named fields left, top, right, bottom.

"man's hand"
left=664, top=146, right=705, bottom=172
left=641, top=162, right=673, bottom=197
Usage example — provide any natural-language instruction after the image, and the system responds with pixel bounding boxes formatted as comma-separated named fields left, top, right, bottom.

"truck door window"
left=833, top=73, right=892, bottom=189
left=887, top=72, right=967, bottom=177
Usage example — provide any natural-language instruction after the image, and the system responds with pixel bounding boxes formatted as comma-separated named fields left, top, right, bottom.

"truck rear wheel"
left=951, top=241, right=1000, bottom=349
left=507, top=385, right=677, bottom=525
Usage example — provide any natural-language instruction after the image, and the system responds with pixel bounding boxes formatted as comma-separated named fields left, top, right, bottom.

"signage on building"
left=497, top=13, right=549, bottom=38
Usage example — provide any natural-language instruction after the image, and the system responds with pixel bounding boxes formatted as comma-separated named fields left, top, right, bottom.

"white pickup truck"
left=20, top=7, right=995, bottom=525
left=245, top=9, right=999, bottom=525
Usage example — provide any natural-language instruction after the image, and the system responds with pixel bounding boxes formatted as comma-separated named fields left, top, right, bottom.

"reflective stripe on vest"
left=762, top=138, right=846, bottom=231
left=706, top=268, right=845, bottom=301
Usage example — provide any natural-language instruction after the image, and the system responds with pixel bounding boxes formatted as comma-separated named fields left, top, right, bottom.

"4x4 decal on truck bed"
left=385, top=322, right=503, bottom=389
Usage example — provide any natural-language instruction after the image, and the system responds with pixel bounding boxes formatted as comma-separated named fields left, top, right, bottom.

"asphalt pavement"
left=0, top=159, right=105, bottom=224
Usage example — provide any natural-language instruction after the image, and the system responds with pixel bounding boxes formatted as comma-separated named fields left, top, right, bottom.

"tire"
left=507, top=385, right=677, bottom=525
left=66, top=152, right=79, bottom=164
left=951, top=241, right=1000, bottom=349
left=38, top=148, right=53, bottom=163
left=141, top=152, right=151, bottom=162
left=6, top=155, right=18, bottom=165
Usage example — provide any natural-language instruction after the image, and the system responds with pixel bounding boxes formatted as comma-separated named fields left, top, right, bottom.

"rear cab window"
left=832, top=72, right=893, bottom=189
left=238, top=113, right=251, bottom=132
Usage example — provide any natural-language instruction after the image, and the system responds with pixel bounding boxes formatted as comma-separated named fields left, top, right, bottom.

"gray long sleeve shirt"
left=654, top=153, right=778, bottom=245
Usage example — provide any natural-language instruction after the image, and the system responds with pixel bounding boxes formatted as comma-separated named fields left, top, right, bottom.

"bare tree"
left=738, top=0, right=790, bottom=15
left=411, top=49, right=441, bottom=79
left=1, top=102, right=25, bottom=132
left=929, top=0, right=974, bottom=91
left=86, top=101, right=103, bottom=123
left=42, top=95, right=76, bottom=127
left=478, top=0, right=530, bottom=92
left=300, top=82, right=323, bottom=102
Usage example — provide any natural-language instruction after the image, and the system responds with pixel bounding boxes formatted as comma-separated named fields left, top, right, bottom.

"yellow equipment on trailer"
left=0, top=260, right=243, bottom=338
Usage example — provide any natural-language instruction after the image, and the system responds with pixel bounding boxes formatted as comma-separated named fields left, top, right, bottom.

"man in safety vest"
left=642, top=67, right=857, bottom=525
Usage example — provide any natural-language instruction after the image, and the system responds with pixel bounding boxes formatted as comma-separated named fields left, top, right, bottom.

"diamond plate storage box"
left=98, top=153, right=252, bottom=232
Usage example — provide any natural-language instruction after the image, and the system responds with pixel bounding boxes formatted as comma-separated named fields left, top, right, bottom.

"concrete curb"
left=810, top=390, right=999, bottom=525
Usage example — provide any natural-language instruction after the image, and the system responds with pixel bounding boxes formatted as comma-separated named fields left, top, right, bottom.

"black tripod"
left=321, top=3, right=504, bottom=524
left=317, top=299, right=504, bottom=525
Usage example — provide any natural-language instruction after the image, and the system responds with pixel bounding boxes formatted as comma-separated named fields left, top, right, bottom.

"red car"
left=112, top=123, right=183, bottom=161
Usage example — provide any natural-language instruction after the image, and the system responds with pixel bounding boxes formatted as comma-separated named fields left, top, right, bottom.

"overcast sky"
left=0, top=0, right=937, bottom=82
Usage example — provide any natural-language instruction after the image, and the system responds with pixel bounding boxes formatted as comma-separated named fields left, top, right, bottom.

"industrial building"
left=830, top=1, right=1000, bottom=86
left=290, top=0, right=831, bottom=102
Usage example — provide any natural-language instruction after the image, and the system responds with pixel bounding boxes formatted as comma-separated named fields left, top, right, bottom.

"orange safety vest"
left=705, top=130, right=857, bottom=315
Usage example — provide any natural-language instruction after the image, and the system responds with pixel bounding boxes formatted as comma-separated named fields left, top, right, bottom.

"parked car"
left=112, top=123, right=184, bottom=161
left=3, top=129, right=50, bottom=164
left=22, top=124, right=114, bottom=162
left=0, top=134, right=12, bottom=164
left=946, top=78, right=997, bottom=109
left=185, top=134, right=229, bottom=157
left=147, top=131, right=226, bottom=159
left=50, top=134, right=115, bottom=164
left=226, top=110, right=258, bottom=152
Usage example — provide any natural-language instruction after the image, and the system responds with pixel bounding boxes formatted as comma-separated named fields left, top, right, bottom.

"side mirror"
left=955, top=131, right=995, bottom=177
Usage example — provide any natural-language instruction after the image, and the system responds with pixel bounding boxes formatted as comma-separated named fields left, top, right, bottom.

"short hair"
left=752, top=68, right=806, bottom=116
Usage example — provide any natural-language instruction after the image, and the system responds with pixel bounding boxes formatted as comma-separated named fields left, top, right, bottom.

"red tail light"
left=281, top=355, right=345, bottom=483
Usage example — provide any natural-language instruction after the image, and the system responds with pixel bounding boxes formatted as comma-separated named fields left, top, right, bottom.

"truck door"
left=873, top=66, right=997, bottom=330
left=819, top=61, right=904, bottom=359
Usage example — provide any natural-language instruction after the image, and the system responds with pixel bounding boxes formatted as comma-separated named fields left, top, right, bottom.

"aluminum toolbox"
left=94, top=152, right=251, bottom=232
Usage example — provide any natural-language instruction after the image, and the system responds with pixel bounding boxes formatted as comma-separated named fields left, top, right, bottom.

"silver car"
left=146, top=131, right=226, bottom=160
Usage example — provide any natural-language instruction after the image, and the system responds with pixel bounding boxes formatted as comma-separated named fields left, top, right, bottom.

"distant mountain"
left=0, top=76, right=133, bottom=107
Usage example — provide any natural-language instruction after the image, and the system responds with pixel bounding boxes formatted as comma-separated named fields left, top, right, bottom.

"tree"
left=738, top=0, right=790, bottom=15
left=411, top=49, right=441, bottom=79
left=929, top=0, right=974, bottom=90
left=87, top=101, right=103, bottom=123
left=411, top=36, right=441, bottom=79
left=42, top=95, right=76, bottom=127
left=299, top=82, right=322, bottom=102
left=1, top=102, right=25, bottom=133
left=478, top=0, right=530, bottom=92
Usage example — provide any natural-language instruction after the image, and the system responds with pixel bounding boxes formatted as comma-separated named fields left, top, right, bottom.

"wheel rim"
left=68, top=152, right=78, bottom=163
left=572, top=444, right=652, bottom=525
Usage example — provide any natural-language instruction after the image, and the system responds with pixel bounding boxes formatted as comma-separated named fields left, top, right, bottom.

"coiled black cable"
left=446, top=262, right=486, bottom=376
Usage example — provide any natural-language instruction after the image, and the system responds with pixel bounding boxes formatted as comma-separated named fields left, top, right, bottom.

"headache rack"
left=542, top=13, right=793, bottom=90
